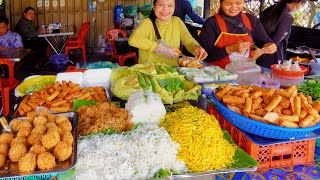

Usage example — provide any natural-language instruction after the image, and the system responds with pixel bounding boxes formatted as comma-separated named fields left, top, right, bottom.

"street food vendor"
left=128, top=0, right=207, bottom=66
left=200, top=0, right=277, bottom=69
left=259, top=0, right=306, bottom=69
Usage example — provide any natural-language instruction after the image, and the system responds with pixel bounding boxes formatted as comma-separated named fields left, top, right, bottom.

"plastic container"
left=260, top=78, right=280, bottom=89
left=83, top=68, right=112, bottom=89
left=208, top=105, right=316, bottom=170
left=271, top=64, right=307, bottom=88
left=225, top=57, right=261, bottom=85
left=56, top=72, right=83, bottom=87
left=210, top=93, right=320, bottom=140
left=49, top=54, right=69, bottom=72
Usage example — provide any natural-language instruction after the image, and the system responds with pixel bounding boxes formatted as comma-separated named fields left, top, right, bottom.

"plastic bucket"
left=49, top=54, right=69, bottom=72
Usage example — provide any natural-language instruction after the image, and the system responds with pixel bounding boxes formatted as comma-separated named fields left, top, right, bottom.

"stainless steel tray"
left=0, top=112, right=79, bottom=178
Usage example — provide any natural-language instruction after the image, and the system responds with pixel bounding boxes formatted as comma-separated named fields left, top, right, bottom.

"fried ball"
left=33, top=116, right=48, bottom=127
left=17, top=128, right=32, bottom=138
left=47, top=126, right=63, bottom=137
left=53, top=141, right=72, bottom=161
left=47, top=114, right=58, bottom=123
left=41, top=131, right=60, bottom=150
left=31, top=125, right=47, bottom=135
left=58, top=120, right=72, bottom=132
left=46, top=122, right=57, bottom=129
left=11, top=137, right=28, bottom=147
left=26, top=111, right=36, bottom=124
left=0, top=154, right=5, bottom=168
left=28, top=134, right=42, bottom=146
left=62, top=132, right=74, bottom=146
left=9, top=144, right=27, bottom=162
left=39, top=109, right=49, bottom=117
left=55, top=116, right=68, bottom=124
left=0, top=143, right=9, bottom=156
left=29, top=145, right=46, bottom=156
left=18, top=153, right=36, bottom=173
left=9, top=119, right=22, bottom=132
left=37, top=152, right=56, bottom=170
left=17, top=121, right=33, bottom=131
left=0, top=133, right=14, bottom=145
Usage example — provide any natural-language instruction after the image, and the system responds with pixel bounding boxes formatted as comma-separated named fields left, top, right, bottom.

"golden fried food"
left=0, top=143, right=9, bottom=156
left=312, top=101, right=320, bottom=112
left=77, top=103, right=131, bottom=136
left=28, top=134, right=42, bottom=146
left=9, top=144, right=27, bottom=162
left=26, top=111, right=36, bottom=124
left=53, top=141, right=72, bottom=161
left=47, top=113, right=58, bottom=123
left=29, top=145, right=46, bottom=155
left=18, top=153, right=37, bottom=172
left=46, top=122, right=57, bottom=129
left=9, top=119, right=22, bottom=132
left=0, top=133, right=14, bottom=145
left=47, top=126, right=63, bottom=137
left=17, top=121, right=33, bottom=131
left=55, top=116, right=68, bottom=124
left=62, top=132, right=74, bottom=146
left=39, top=109, right=50, bottom=117
left=41, top=131, right=60, bottom=150
left=11, top=137, right=28, bottom=147
left=0, top=154, right=5, bottom=168
left=58, top=120, right=72, bottom=132
left=17, top=128, right=31, bottom=138
left=31, top=125, right=47, bottom=135
left=33, top=116, right=48, bottom=127
left=37, top=152, right=56, bottom=170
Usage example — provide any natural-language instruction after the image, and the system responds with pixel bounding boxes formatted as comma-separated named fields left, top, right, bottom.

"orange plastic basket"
left=208, top=104, right=315, bottom=170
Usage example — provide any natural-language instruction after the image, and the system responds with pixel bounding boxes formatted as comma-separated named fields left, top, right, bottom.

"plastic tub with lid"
left=82, top=68, right=112, bottom=89
left=225, top=56, right=261, bottom=85
left=271, top=64, right=307, bottom=87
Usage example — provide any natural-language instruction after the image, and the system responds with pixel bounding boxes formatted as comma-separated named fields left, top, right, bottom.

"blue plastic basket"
left=2, top=173, right=58, bottom=180
left=211, top=92, right=320, bottom=140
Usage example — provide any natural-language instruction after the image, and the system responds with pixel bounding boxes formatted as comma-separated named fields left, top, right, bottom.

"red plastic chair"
left=0, top=60, right=19, bottom=117
left=65, top=22, right=90, bottom=63
left=106, top=29, right=137, bottom=66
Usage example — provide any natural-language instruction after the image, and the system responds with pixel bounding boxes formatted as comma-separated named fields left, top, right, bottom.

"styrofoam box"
left=56, top=72, right=84, bottom=87
left=82, top=68, right=112, bottom=89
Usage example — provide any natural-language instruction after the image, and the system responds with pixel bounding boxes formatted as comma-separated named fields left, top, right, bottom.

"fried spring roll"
left=243, top=97, right=253, bottom=117
left=223, top=96, right=245, bottom=105
left=279, top=115, right=299, bottom=122
left=265, top=95, right=282, bottom=112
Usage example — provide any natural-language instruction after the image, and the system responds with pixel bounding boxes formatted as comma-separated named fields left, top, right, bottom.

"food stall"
left=0, top=55, right=319, bottom=179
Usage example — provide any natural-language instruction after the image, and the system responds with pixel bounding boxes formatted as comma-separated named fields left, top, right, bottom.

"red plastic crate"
left=208, top=104, right=315, bottom=170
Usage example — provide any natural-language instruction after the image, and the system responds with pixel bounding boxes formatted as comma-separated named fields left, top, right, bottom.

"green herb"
left=298, top=80, right=320, bottom=102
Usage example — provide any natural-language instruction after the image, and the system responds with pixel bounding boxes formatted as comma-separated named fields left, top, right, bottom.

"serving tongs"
left=298, top=46, right=318, bottom=63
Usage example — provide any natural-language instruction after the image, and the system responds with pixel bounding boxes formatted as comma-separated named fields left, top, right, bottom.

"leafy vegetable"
left=298, top=80, right=320, bottom=102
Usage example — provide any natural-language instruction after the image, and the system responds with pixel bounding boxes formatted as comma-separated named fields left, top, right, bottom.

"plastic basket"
left=208, top=105, right=316, bottom=170
left=2, top=172, right=58, bottom=180
left=210, top=92, right=320, bottom=140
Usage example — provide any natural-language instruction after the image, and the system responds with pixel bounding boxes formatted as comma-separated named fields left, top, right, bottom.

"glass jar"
left=225, top=57, right=261, bottom=85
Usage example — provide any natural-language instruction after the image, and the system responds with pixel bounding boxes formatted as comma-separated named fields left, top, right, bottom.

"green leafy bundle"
left=298, top=80, right=320, bottom=102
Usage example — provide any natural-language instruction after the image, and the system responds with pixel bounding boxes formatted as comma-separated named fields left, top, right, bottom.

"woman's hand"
left=193, top=45, right=208, bottom=61
left=262, top=43, right=277, bottom=54
left=226, top=41, right=250, bottom=54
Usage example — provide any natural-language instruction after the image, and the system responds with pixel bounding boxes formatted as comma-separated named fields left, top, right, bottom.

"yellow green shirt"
left=128, top=16, right=199, bottom=66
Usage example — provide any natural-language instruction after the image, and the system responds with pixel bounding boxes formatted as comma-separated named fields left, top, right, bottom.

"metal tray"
left=0, top=112, right=79, bottom=178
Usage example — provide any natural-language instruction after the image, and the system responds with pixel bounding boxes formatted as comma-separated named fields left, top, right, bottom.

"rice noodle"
left=75, top=124, right=187, bottom=180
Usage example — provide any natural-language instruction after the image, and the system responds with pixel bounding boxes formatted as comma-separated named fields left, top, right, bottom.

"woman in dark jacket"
left=258, top=0, right=306, bottom=69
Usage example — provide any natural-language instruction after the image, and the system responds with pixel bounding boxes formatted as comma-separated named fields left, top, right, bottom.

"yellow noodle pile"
left=161, top=106, right=236, bottom=172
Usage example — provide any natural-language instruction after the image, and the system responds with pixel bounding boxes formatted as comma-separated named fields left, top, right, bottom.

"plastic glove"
left=154, top=40, right=180, bottom=59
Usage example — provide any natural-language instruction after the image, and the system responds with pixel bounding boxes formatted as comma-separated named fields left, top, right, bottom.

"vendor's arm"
left=183, top=0, right=205, bottom=25
left=200, top=17, right=230, bottom=62
left=179, top=19, right=207, bottom=60
left=128, top=19, right=158, bottom=52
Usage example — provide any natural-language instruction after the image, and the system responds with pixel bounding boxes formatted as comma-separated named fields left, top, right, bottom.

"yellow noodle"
left=161, top=106, right=236, bottom=172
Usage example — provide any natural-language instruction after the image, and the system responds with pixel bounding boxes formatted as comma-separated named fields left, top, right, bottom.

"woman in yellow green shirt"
left=128, top=0, right=207, bottom=66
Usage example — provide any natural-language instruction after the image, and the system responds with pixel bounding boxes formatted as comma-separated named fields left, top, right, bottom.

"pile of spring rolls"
left=215, top=85, right=320, bottom=128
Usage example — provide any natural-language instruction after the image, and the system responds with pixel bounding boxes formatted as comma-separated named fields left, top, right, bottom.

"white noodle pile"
left=75, top=124, right=187, bottom=180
